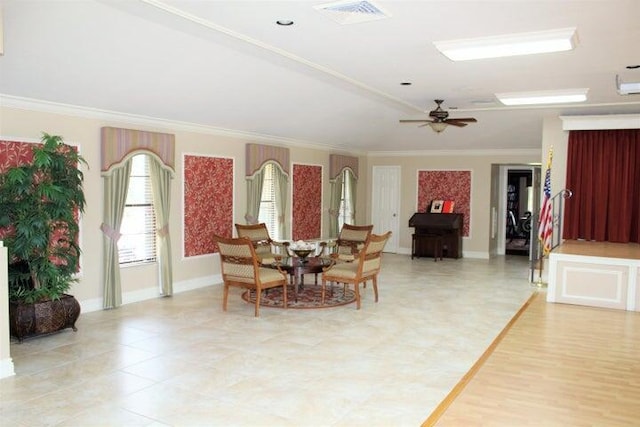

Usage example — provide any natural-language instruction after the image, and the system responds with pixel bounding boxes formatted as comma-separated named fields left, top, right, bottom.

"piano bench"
left=412, top=233, right=443, bottom=261
left=427, top=234, right=443, bottom=262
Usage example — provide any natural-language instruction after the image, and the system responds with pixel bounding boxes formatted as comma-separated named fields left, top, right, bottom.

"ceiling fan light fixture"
left=496, top=88, right=588, bottom=106
left=433, top=27, right=578, bottom=61
left=428, top=122, right=448, bottom=133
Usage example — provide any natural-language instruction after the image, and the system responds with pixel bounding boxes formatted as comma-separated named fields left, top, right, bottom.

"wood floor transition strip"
left=421, top=291, right=540, bottom=427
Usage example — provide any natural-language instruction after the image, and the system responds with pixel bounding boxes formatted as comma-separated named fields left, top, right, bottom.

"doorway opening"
left=505, top=169, right=533, bottom=256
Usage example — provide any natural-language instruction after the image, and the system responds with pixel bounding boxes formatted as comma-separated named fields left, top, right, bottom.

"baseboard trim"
left=78, top=274, right=222, bottom=313
left=397, top=248, right=489, bottom=259
left=463, top=251, right=490, bottom=259
left=0, top=357, right=15, bottom=379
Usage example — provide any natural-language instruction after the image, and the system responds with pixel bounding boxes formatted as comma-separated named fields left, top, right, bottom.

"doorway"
left=505, top=169, right=533, bottom=256
left=492, top=164, right=541, bottom=258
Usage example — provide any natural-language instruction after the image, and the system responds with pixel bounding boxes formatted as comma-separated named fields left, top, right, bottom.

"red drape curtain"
left=563, top=129, right=640, bottom=243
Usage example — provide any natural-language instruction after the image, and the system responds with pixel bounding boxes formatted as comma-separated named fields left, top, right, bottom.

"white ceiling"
left=1, top=0, right=639, bottom=153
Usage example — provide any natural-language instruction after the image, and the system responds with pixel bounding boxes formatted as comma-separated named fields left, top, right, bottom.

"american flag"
left=538, top=148, right=553, bottom=256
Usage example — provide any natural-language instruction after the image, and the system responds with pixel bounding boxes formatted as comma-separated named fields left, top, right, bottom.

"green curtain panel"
left=273, top=163, right=288, bottom=240
left=346, top=169, right=357, bottom=224
left=328, top=172, right=344, bottom=238
left=101, top=161, right=131, bottom=309
left=245, top=168, right=264, bottom=225
left=150, top=157, right=174, bottom=296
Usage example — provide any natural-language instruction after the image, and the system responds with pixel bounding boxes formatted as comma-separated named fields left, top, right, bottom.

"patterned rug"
left=242, top=285, right=356, bottom=309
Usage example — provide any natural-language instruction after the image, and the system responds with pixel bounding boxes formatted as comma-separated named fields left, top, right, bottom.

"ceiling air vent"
left=314, top=1, right=390, bottom=25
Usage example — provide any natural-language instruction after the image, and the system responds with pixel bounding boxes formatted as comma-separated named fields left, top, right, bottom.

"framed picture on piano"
left=442, top=200, right=455, bottom=213
left=430, top=200, right=444, bottom=213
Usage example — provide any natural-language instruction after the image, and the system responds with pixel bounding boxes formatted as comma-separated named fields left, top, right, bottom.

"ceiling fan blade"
left=402, top=100, right=476, bottom=130
left=444, top=121, right=468, bottom=127
left=448, top=118, right=477, bottom=122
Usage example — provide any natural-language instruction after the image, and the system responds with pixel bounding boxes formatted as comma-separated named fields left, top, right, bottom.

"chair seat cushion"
left=258, top=267, right=287, bottom=284
left=226, top=267, right=285, bottom=285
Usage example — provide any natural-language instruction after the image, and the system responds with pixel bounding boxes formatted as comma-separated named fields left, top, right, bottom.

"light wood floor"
left=424, top=291, right=640, bottom=426
left=555, top=240, right=640, bottom=260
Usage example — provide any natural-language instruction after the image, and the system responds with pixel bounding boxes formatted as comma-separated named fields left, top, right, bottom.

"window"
left=258, top=162, right=280, bottom=239
left=338, top=169, right=354, bottom=229
left=119, top=154, right=157, bottom=265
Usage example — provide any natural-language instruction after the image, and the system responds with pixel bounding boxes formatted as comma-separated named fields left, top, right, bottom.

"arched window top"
left=101, top=149, right=174, bottom=177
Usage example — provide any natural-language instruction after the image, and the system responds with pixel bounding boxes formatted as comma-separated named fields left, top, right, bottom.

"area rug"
left=242, top=285, right=356, bottom=309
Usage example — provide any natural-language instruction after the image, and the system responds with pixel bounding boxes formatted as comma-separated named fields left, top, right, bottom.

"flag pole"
left=534, top=244, right=547, bottom=288
left=533, top=146, right=553, bottom=288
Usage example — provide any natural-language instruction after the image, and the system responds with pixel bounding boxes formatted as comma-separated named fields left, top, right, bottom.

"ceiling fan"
left=400, top=99, right=477, bottom=133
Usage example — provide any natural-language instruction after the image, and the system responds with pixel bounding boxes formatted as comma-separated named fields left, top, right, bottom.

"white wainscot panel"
left=555, top=261, right=628, bottom=310
left=634, top=267, right=640, bottom=311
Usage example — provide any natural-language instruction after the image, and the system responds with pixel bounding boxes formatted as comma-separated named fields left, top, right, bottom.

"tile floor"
left=1, top=254, right=534, bottom=426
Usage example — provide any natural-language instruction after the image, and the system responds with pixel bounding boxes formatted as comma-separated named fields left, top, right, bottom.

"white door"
left=371, top=166, right=401, bottom=253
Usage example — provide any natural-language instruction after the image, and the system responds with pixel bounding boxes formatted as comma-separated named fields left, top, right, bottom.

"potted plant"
left=0, top=133, right=87, bottom=341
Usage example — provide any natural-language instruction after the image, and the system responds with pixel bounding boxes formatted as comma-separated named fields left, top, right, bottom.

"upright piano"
left=408, top=213, right=463, bottom=259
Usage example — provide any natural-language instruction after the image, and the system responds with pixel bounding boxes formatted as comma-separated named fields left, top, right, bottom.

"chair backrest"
left=338, top=223, right=373, bottom=243
left=215, top=235, right=259, bottom=284
left=235, top=223, right=273, bottom=255
left=358, top=231, right=392, bottom=275
left=334, top=224, right=374, bottom=258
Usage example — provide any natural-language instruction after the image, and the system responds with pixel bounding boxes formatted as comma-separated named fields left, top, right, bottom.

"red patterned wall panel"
left=292, top=164, right=322, bottom=241
left=418, top=170, right=471, bottom=237
left=0, top=140, right=37, bottom=241
left=0, top=140, right=36, bottom=172
left=184, top=155, right=234, bottom=256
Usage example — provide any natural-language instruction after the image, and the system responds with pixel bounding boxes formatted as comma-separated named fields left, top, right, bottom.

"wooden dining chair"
left=321, top=231, right=391, bottom=309
left=234, top=223, right=289, bottom=265
left=214, top=234, right=288, bottom=317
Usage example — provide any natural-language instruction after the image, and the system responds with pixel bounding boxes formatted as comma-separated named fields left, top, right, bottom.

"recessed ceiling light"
left=276, top=20, right=294, bottom=26
left=433, top=27, right=578, bottom=61
left=496, top=88, right=588, bottom=106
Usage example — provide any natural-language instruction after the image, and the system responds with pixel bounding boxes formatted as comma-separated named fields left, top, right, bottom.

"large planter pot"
left=9, top=294, right=81, bottom=342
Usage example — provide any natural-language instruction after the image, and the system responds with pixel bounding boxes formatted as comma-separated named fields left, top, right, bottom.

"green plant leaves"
left=1, top=132, right=87, bottom=302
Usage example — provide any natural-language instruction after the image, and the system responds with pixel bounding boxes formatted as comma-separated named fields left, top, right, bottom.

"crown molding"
left=1, top=94, right=543, bottom=158
left=367, top=148, right=541, bottom=158
left=0, top=94, right=365, bottom=154
left=560, top=114, right=640, bottom=130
